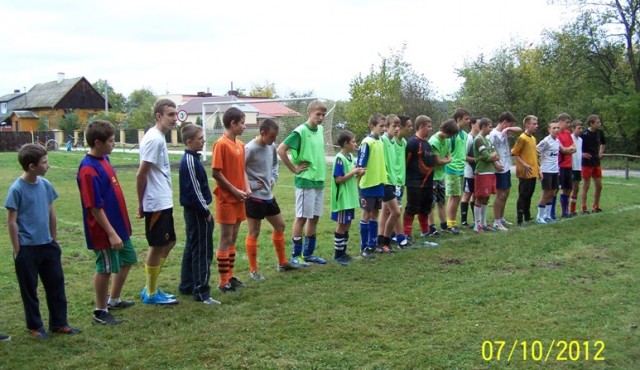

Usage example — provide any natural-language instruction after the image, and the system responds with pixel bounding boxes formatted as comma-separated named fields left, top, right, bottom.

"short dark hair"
left=18, top=143, right=48, bottom=171
left=439, top=119, right=459, bottom=136
left=479, top=118, right=493, bottom=129
left=586, top=114, right=601, bottom=126
left=222, top=107, right=245, bottom=128
left=154, top=98, right=176, bottom=117
left=337, top=130, right=355, bottom=148
left=398, top=115, right=411, bottom=127
left=469, top=116, right=480, bottom=125
left=180, top=123, right=202, bottom=142
left=497, top=111, right=516, bottom=123
left=570, top=119, right=583, bottom=129
left=453, top=108, right=470, bottom=121
left=368, top=114, right=384, bottom=129
left=259, top=118, right=279, bottom=134
left=86, top=120, right=115, bottom=148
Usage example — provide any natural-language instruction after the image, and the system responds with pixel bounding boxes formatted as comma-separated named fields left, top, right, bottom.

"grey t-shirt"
left=244, top=139, right=279, bottom=200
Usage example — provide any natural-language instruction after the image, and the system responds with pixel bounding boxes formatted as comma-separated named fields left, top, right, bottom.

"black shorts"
left=245, top=197, right=281, bottom=219
left=559, top=168, right=573, bottom=189
left=572, top=170, right=582, bottom=183
left=360, top=196, right=383, bottom=211
left=541, top=173, right=559, bottom=191
left=144, top=208, right=176, bottom=247
left=383, top=185, right=397, bottom=202
left=495, top=171, right=511, bottom=190
left=405, top=186, right=433, bottom=216
left=463, top=177, right=475, bottom=193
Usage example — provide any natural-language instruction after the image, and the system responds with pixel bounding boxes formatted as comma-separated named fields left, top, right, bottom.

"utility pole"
left=104, top=80, right=109, bottom=113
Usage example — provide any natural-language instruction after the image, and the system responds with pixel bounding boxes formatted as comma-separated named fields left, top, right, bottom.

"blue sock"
left=292, top=236, right=303, bottom=257
left=368, top=221, right=378, bottom=248
left=551, top=195, right=557, bottom=218
left=560, top=194, right=569, bottom=216
left=396, top=233, right=406, bottom=246
left=359, top=221, right=370, bottom=251
left=302, top=235, right=316, bottom=257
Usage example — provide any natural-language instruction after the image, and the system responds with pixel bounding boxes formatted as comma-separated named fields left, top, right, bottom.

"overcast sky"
left=2, top=0, right=572, bottom=101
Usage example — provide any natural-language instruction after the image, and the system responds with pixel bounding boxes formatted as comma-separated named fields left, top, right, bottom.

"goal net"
left=194, top=97, right=336, bottom=160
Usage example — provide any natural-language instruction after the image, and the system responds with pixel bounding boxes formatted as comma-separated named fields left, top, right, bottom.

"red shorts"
left=215, top=201, right=247, bottom=224
left=581, top=166, right=602, bottom=179
left=474, top=174, right=496, bottom=198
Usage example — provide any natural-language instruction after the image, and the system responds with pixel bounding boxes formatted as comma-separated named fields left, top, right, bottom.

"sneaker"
left=422, top=241, right=440, bottom=247
left=501, top=219, right=513, bottom=226
left=473, top=224, right=482, bottom=234
left=249, top=271, right=265, bottom=281
left=277, top=261, right=302, bottom=271
left=218, top=283, right=237, bottom=294
left=494, top=223, right=508, bottom=231
left=142, top=292, right=179, bottom=305
left=201, top=297, right=221, bottom=305
left=333, top=255, right=350, bottom=266
left=52, top=326, right=81, bottom=335
left=543, top=217, right=558, bottom=223
left=361, top=248, right=376, bottom=259
left=290, top=256, right=311, bottom=267
left=536, top=217, right=547, bottom=224
left=140, top=287, right=176, bottom=300
left=303, top=255, right=328, bottom=264
left=107, top=300, right=135, bottom=310
left=482, top=225, right=496, bottom=232
left=446, top=227, right=461, bottom=235
left=0, top=333, right=10, bottom=341
left=593, top=207, right=603, bottom=213
left=229, top=277, right=245, bottom=288
left=93, top=310, right=123, bottom=325
left=29, top=327, right=49, bottom=340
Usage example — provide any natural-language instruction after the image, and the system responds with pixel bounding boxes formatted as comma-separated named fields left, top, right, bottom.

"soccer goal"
left=196, top=97, right=336, bottom=161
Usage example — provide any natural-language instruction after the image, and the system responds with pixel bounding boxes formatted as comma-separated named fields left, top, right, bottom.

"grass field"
left=0, top=150, right=639, bottom=369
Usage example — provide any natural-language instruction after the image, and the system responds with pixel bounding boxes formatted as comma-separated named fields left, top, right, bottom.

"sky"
left=1, top=0, right=573, bottom=101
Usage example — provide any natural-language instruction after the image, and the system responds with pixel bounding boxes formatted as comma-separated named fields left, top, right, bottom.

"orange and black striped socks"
left=229, top=245, right=236, bottom=279
left=217, top=250, right=230, bottom=287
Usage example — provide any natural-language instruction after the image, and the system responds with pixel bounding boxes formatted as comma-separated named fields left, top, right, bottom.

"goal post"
left=198, top=97, right=336, bottom=162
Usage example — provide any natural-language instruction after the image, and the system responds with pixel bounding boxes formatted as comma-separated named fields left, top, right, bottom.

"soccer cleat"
left=569, top=212, right=578, bottom=217
left=501, top=219, right=513, bottom=226
left=429, top=230, right=443, bottom=238
left=277, top=261, right=302, bottom=271
left=494, top=223, right=508, bottom=231
left=249, top=271, right=265, bottom=281
left=333, top=255, right=350, bottom=266
left=593, top=207, right=603, bottom=213
left=52, top=326, right=81, bottom=335
left=229, top=277, right=245, bottom=288
left=0, top=333, right=10, bottom=341
left=29, top=328, right=49, bottom=340
left=383, top=245, right=397, bottom=253
left=422, top=240, right=440, bottom=247
left=460, top=221, right=470, bottom=228
left=303, top=255, right=328, bottom=264
left=482, top=225, right=496, bottom=232
left=202, top=297, right=221, bottom=305
left=93, top=310, right=123, bottom=325
left=473, top=224, right=482, bottom=234
left=536, top=217, right=547, bottom=224
left=107, top=300, right=135, bottom=310
left=581, top=209, right=590, bottom=215
left=361, top=247, right=376, bottom=259
left=218, top=283, right=237, bottom=294
left=343, top=253, right=353, bottom=262
left=290, top=256, right=311, bottom=267
left=142, top=292, right=179, bottom=305
left=544, top=217, right=558, bottom=223
left=446, top=227, right=461, bottom=235
left=140, top=287, right=176, bottom=300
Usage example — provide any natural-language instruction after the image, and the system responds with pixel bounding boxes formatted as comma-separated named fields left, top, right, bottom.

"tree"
left=249, top=81, right=278, bottom=98
left=92, top=79, right=127, bottom=113
left=126, top=88, right=156, bottom=129
left=57, top=111, right=79, bottom=136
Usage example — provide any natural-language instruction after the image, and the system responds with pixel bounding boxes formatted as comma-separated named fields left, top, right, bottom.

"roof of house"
left=15, top=77, right=84, bottom=109
left=238, top=99, right=301, bottom=117
left=11, top=110, right=39, bottom=119
left=0, top=92, right=26, bottom=102
left=178, top=96, right=259, bottom=114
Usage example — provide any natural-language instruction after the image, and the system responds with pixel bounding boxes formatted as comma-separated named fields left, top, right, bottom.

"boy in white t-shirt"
left=569, top=120, right=584, bottom=216
left=535, top=121, right=561, bottom=224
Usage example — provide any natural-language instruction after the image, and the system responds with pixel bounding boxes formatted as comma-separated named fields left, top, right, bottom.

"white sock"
left=545, top=205, right=552, bottom=219
left=474, top=206, right=482, bottom=227
left=481, top=205, right=488, bottom=226
left=108, top=297, right=121, bottom=305
left=537, top=206, right=545, bottom=219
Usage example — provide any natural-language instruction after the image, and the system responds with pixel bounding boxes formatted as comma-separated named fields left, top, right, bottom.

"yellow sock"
left=145, top=264, right=161, bottom=296
left=447, top=219, right=457, bottom=228
left=159, top=257, right=167, bottom=269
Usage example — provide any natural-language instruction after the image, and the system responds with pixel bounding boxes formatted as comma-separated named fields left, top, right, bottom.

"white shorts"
left=295, top=188, right=324, bottom=219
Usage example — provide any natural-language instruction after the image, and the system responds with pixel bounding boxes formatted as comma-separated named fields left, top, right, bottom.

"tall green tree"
left=249, top=81, right=278, bottom=98
left=92, top=79, right=127, bottom=113
left=126, top=88, right=156, bottom=129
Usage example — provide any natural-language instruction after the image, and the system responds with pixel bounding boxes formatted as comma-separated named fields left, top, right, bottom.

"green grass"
left=0, top=150, right=639, bottom=369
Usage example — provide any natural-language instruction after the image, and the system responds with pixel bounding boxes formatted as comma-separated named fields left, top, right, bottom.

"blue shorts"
left=495, top=171, right=511, bottom=190
left=331, top=209, right=355, bottom=224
